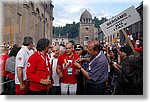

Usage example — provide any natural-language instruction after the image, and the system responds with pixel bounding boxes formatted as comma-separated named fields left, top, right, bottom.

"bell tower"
left=79, top=10, right=95, bottom=45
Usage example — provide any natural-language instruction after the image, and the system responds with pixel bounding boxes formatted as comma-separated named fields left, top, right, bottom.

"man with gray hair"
left=15, top=36, right=33, bottom=95
left=50, top=45, right=61, bottom=94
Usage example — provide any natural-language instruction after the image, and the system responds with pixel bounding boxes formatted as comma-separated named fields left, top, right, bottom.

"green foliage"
left=53, top=17, right=107, bottom=38
left=53, top=22, right=79, bottom=38
left=93, top=16, right=108, bottom=28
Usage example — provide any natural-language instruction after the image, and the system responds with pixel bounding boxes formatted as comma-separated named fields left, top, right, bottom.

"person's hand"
left=76, top=58, right=83, bottom=62
left=40, top=79, right=51, bottom=85
left=20, top=83, right=25, bottom=90
left=112, top=63, right=120, bottom=70
left=74, top=62, right=81, bottom=69
left=58, top=72, right=63, bottom=78
left=74, top=69, right=80, bottom=75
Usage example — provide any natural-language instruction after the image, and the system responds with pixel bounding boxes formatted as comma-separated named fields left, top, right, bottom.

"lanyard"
left=38, top=52, right=49, bottom=67
left=89, top=51, right=102, bottom=66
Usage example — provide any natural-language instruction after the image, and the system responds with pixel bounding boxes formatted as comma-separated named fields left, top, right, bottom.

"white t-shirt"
left=15, top=46, right=33, bottom=84
left=50, top=57, right=60, bottom=86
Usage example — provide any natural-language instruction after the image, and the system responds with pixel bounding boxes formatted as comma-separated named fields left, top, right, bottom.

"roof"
left=80, top=9, right=92, bottom=20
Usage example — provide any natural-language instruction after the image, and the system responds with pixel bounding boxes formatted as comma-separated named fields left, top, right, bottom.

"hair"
left=66, top=42, right=73, bottom=48
left=120, top=45, right=133, bottom=56
left=23, top=36, right=33, bottom=46
left=90, top=40, right=102, bottom=52
left=59, top=46, right=65, bottom=53
left=52, top=45, right=60, bottom=50
left=36, top=38, right=50, bottom=51
left=9, top=47, right=21, bottom=57
left=2, top=47, right=9, bottom=53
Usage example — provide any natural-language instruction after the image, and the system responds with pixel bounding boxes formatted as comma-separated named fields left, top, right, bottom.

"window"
left=61, top=42, right=65, bottom=45
left=85, top=27, right=89, bottom=31
left=85, top=36, right=89, bottom=41
left=55, top=42, right=59, bottom=45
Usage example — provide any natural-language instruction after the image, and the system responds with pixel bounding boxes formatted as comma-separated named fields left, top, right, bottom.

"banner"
left=100, top=6, right=141, bottom=37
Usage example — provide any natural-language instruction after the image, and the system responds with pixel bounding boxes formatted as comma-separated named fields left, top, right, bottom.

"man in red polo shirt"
left=56, top=42, right=80, bottom=95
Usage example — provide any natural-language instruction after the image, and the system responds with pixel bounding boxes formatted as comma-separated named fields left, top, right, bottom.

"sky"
left=52, top=0, right=143, bottom=27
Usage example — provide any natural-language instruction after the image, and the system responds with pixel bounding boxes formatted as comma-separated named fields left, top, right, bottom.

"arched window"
left=86, top=19, right=88, bottom=23
left=84, top=19, right=85, bottom=23
left=30, top=1, right=34, bottom=11
left=45, top=18, right=47, bottom=22
left=36, top=8, right=40, bottom=16
left=42, top=13, right=44, bottom=18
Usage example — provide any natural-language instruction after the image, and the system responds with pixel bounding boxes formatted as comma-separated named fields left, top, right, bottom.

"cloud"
left=54, top=19, right=72, bottom=27
left=52, top=0, right=142, bottom=26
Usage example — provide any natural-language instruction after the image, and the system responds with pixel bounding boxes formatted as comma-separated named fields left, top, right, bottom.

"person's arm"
left=77, top=58, right=91, bottom=63
left=80, top=67, right=91, bottom=80
left=16, top=51, right=26, bottom=90
left=112, top=63, right=121, bottom=70
left=17, top=67, right=25, bottom=90
left=56, top=65, right=63, bottom=78
left=56, top=56, right=63, bottom=77
left=26, top=55, right=51, bottom=85
left=74, top=62, right=91, bottom=80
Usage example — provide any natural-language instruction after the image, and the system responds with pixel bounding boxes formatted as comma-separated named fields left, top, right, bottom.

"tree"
left=93, top=16, right=100, bottom=28
left=93, top=16, right=108, bottom=28
left=53, top=22, right=79, bottom=38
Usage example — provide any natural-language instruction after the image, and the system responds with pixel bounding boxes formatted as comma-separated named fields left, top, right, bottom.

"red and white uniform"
left=15, top=46, right=33, bottom=94
left=27, top=51, right=52, bottom=91
left=57, top=52, right=80, bottom=84
left=15, top=46, right=33, bottom=84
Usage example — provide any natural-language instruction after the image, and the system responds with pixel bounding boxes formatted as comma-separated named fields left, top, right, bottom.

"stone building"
left=52, top=35, right=68, bottom=46
left=79, top=10, right=95, bottom=46
left=2, top=0, right=54, bottom=46
left=128, top=2, right=143, bottom=39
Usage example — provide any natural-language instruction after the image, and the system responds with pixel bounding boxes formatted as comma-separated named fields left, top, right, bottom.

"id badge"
left=67, top=68, right=73, bottom=75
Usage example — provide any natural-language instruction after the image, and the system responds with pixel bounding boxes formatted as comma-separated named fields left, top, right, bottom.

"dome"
left=80, top=10, right=92, bottom=20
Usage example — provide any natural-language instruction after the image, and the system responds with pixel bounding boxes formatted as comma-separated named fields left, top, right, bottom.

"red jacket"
left=27, top=51, right=52, bottom=91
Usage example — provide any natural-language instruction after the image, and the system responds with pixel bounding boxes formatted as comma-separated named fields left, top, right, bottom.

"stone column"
left=35, top=15, right=38, bottom=44
left=22, top=3, right=30, bottom=38
left=31, top=11, right=36, bottom=45
left=38, top=16, right=42, bottom=39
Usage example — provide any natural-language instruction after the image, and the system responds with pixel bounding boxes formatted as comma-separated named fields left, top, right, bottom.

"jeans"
left=86, top=82, right=106, bottom=95
left=9, top=80, right=15, bottom=95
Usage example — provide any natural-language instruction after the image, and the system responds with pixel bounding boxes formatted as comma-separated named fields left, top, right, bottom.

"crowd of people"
left=0, top=35, right=143, bottom=95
